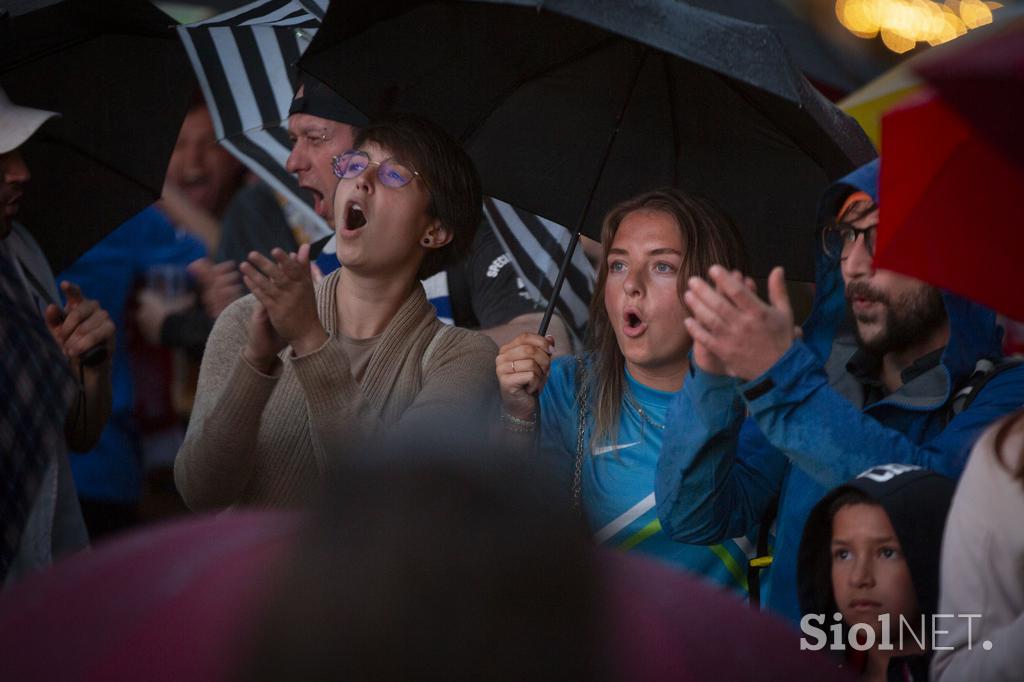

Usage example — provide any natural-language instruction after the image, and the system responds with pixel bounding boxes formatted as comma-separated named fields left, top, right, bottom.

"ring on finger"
left=512, top=360, right=517, bottom=373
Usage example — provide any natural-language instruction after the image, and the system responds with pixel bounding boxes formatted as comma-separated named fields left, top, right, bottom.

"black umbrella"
left=300, top=0, right=875, bottom=329
left=683, top=0, right=879, bottom=97
left=0, top=0, right=194, bottom=273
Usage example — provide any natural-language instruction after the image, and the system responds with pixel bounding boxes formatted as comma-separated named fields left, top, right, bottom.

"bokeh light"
left=836, top=0, right=1001, bottom=52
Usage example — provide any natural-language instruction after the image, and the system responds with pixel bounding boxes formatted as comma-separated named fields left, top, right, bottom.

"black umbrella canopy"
left=681, top=0, right=879, bottom=96
left=300, top=0, right=875, bottom=280
left=0, top=0, right=194, bottom=273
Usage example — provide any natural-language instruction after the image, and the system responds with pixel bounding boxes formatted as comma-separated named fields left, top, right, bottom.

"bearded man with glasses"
left=653, top=158, right=1024, bottom=624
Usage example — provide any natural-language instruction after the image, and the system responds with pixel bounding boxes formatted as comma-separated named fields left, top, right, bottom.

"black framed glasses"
left=821, top=223, right=877, bottom=259
left=331, top=150, right=425, bottom=189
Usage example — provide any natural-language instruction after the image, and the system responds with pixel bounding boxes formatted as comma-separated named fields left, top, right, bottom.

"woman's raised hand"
left=239, top=243, right=328, bottom=358
left=243, top=301, right=287, bottom=374
left=496, top=332, right=555, bottom=420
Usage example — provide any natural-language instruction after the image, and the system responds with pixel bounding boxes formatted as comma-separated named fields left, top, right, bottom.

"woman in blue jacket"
left=496, top=188, right=752, bottom=590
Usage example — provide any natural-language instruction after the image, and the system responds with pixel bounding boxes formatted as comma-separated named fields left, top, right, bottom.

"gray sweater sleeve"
left=173, top=296, right=280, bottom=509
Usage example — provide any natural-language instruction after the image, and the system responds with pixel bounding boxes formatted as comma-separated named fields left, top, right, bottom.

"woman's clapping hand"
left=240, top=244, right=328, bottom=367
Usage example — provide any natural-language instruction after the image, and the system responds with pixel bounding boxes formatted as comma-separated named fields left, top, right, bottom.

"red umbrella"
left=915, top=17, right=1024, bottom=165
left=875, top=19, right=1024, bottom=321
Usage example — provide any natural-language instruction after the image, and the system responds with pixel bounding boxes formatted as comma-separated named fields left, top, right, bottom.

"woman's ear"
left=419, top=219, right=453, bottom=251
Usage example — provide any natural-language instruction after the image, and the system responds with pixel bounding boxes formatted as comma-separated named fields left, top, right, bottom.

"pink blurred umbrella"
left=0, top=512, right=300, bottom=681
left=600, top=550, right=852, bottom=679
left=0, top=511, right=845, bottom=680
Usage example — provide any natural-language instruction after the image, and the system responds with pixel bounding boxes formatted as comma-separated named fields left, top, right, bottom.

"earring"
left=421, top=237, right=431, bottom=246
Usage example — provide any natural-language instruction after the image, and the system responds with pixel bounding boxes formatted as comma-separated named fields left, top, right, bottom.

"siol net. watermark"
left=800, top=612, right=993, bottom=652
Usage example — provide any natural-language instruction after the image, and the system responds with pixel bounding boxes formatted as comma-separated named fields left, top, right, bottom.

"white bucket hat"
left=0, top=85, right=59, bottom=154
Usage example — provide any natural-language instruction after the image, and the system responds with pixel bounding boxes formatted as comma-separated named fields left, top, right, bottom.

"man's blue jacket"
left=655, top=159, right=1024, bottom=623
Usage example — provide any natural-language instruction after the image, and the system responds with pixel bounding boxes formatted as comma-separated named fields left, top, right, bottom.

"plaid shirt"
left=0, top=248, right=76, bottom=578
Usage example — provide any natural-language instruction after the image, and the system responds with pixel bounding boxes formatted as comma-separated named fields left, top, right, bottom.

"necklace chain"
left=624, top=390, right=665, bottom=430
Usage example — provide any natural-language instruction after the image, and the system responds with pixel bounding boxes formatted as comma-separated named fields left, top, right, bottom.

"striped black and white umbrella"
left=178, top=0, right=328, bottom=239
left=485, top=197, right=594, bottom=339
left=177, top=0, right=594, bottom=338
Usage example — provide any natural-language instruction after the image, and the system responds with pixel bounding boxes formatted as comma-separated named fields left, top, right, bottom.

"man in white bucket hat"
left=1, top=85, right=115, bottom=583
left=0, top=86, right=57, bottom=237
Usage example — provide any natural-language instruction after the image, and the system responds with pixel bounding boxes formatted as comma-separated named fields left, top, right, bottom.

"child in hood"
left=798, top=464, right=955, bottom=681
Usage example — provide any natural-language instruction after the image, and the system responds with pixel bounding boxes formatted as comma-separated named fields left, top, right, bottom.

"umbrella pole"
left=536, top=48, right=649, bottom=338
left=537, top=227, right=583, bottom=336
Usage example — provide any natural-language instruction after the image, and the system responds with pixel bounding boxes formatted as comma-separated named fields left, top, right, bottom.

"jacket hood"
left=800, top=158, right=1004, bottom=396
left=797, top=464, right=955, bottom=623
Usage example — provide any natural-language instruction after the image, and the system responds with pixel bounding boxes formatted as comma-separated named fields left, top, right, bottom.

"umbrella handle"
left=537, top=228, right=582, bottom=337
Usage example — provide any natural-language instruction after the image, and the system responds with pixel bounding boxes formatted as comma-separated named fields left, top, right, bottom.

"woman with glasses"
left=175, top=114, right=498, bottom=510
left=496, top=188, right=753, bottom=590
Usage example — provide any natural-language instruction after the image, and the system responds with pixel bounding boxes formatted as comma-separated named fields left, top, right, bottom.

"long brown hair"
left=583, top=188, right=748, bottom=448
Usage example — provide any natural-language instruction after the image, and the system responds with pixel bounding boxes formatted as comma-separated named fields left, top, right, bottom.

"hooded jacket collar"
left=800, top=159, right=1004, bottom=410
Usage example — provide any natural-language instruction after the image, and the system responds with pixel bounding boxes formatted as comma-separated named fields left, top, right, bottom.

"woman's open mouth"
left=340, top=201, right=367, bottom=232
left=622, top=309, right=648, bottom=338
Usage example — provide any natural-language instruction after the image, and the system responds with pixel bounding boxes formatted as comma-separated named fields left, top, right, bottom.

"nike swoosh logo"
left=592, top=441, right=640, bottom=455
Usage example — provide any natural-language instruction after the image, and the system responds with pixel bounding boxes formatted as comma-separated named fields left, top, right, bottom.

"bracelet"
left=501, top=410, right=537, bottom=432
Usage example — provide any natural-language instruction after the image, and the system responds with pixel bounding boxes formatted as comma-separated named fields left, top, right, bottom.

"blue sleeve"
left=741, top=341, right=1024, bottom=490
left=133, top=208, right=207, bottom=270
left=656, top=363, right=788, bottom=544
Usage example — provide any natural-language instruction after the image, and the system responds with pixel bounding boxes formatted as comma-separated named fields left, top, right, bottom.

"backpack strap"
left=420, top=324, right=452, bottom=374
left=947, top=357, right=1023, bottom=422
left=748, top=497, right=778, bottom=610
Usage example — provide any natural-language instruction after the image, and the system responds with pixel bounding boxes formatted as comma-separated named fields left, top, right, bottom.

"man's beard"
left=846, top=280, right=947, bottom=356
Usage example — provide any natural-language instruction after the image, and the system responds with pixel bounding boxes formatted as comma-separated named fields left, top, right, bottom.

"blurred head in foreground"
left=241, top=432, right=598, bottom=681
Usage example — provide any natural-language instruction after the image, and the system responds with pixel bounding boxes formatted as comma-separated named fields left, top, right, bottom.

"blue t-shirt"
left=540, top=355, right=754, bottom=593
left=57, top=206, right=207, bottom=503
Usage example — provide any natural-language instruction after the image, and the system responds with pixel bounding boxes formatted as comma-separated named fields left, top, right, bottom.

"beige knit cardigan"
left=174, top=269, right=499, bottom=510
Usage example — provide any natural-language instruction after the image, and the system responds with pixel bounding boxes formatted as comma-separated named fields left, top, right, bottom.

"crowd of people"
left=2, top=42, right=1023, bottom=681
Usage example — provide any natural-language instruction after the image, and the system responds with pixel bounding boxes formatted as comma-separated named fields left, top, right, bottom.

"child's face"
left=831, top=503, right=918, bottom=635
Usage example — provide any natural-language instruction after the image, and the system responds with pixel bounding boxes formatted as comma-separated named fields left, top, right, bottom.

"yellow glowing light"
left=836, top=0, right=1002, bottom=52
left=959, top=0, right=994, bottom=27
left=838, top=0, right=877, bottom=36
left=881, top=26, right=919, bottom=52
left=929, top=5, right=967, bottom=45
